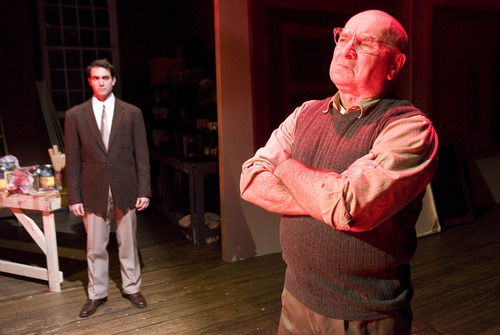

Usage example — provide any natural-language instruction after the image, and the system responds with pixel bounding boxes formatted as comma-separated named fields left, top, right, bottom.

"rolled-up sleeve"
left=274, top=115, right=438, bottom=231
left=240, top=102, right=309, bottom=214
left=240, top=103, right=300, bottom=193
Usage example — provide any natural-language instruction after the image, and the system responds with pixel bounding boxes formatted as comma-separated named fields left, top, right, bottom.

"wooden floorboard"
left=0, top=204, right=499, bottom=334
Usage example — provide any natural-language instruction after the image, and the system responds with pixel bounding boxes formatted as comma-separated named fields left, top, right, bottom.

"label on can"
left=39, top=164, right=55, bottom=190
left=40, top=176, right=56, bottom=188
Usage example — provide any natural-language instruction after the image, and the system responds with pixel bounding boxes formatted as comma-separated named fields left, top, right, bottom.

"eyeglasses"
left=333, top=27, right=398, bottom=54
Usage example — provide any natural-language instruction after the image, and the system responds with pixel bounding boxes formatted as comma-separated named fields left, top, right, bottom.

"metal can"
left=0, top=166, right=7, bottom=190
left=39, top=164, right=55, bottom=190
left=0, top=162, right=14, bottom=190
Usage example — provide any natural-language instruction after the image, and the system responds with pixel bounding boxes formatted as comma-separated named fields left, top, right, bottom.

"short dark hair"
left=86, top=59, right=115, bottom=78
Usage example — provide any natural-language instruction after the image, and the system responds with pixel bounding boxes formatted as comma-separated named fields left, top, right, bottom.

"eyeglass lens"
left=333, top=27, right=396, bottom=53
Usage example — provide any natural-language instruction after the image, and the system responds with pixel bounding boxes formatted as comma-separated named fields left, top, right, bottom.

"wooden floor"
left=0, top=204, right=499, bottom=335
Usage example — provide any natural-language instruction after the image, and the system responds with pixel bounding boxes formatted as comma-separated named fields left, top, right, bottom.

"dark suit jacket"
left=64, top=98, right=151, bottom=213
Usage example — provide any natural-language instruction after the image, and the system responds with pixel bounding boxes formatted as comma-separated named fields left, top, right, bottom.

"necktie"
left=100, top=105, right=109, bottom=149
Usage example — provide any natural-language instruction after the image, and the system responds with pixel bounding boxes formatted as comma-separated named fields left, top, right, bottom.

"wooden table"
left=0, top=191, right=63, bottom=292
left=150, top=152, right=220, bottom=245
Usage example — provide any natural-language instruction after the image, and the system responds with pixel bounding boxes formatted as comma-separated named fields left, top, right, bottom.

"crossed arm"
left=240, top=108, right=438, bottom=232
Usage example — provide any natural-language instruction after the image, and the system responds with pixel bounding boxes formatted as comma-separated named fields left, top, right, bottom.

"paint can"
left=39, top=164, right=55, bottom=190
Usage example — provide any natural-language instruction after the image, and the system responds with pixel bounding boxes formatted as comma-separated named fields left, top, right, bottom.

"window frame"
left=37, top=0, right=121, bottom=119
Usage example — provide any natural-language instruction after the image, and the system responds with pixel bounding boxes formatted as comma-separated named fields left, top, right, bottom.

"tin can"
left=0, top=166, right=7, bottom=190
left=0, top=163, right=14, bottom=190
left=39, top=164, right=55, bottom=190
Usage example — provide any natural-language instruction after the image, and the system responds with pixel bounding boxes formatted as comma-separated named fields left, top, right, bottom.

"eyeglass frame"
left=333, top=27, right=400, bottom=54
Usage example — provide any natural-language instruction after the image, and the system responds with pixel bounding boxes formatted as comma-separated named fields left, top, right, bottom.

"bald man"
left=240, top=10, right=438, bottom=334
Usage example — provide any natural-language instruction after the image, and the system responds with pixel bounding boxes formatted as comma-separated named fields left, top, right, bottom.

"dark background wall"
left=0, top=2, right=50, bottom=165
left=117, top=0, right=215, bottom=116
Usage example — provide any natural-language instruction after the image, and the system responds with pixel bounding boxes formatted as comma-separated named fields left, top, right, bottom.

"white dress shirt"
left=92, top=94, right=115, bottom=132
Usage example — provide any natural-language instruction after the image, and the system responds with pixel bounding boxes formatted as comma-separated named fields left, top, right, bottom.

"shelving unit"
left=147, top=58, right=220, bottom=245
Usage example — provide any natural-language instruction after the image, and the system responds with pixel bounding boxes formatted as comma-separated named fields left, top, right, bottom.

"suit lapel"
left=82, top=99, right=108, bottom=153
left=109, top=99, right=124, bottom=150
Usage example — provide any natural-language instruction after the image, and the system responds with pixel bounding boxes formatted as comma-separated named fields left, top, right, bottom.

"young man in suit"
left=64, top=59, right=151, bottom=317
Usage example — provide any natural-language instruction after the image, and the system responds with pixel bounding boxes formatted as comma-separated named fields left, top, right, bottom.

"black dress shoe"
left=79, top=297, right=107, bottom=317
left=124, top=292, right=147, bottom=308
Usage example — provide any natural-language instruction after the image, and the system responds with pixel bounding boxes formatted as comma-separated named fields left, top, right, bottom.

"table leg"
left=188, top=166, right=198, bottom=245
left=42, top=210, right=62, bottom=292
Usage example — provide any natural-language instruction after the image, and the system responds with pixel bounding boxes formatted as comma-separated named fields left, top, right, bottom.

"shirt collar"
left=92, top=93, right=115, bottom=110
left=323, top=92, right=381, bottom=118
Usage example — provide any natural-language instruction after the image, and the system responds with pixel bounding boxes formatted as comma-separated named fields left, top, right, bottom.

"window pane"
left=95, top=9, right=109, bottom=28
left=65, top=49, right=82, bottom=68
left=96, top=30, right=110, bottom=46
left=79, top=9, right=94, bottom=27
left=68, top=70, right=83, bottom=88
left=46, top=27, right=62, bottom=46
left=62, top=7, right=77, bottom=26
left=44, top=5, right=61, bottom=26
left=83, top=50, right=99, bottom=67
left=80, top=29, right=95, bottom=47
left=50, top=70, right=67, bottom=89
left=48, top=49, right=64, bottom=68
left=63, top=28, right=79, bottom=46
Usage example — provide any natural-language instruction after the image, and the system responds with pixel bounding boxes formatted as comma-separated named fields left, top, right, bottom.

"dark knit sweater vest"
left=280, top=96, right=427, bottom=320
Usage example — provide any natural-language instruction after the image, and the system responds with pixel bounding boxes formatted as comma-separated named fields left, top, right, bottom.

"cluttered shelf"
left=147, top=58, right=220, bottom=245
left=148, top=59, right=218, bottom=161
left=149, top=151, right=220, bottom=246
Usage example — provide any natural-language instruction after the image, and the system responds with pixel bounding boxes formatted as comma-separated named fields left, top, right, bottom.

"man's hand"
left=135, top=197, right=150, bottom=211
left=70, top=203, right=85, bottom=217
